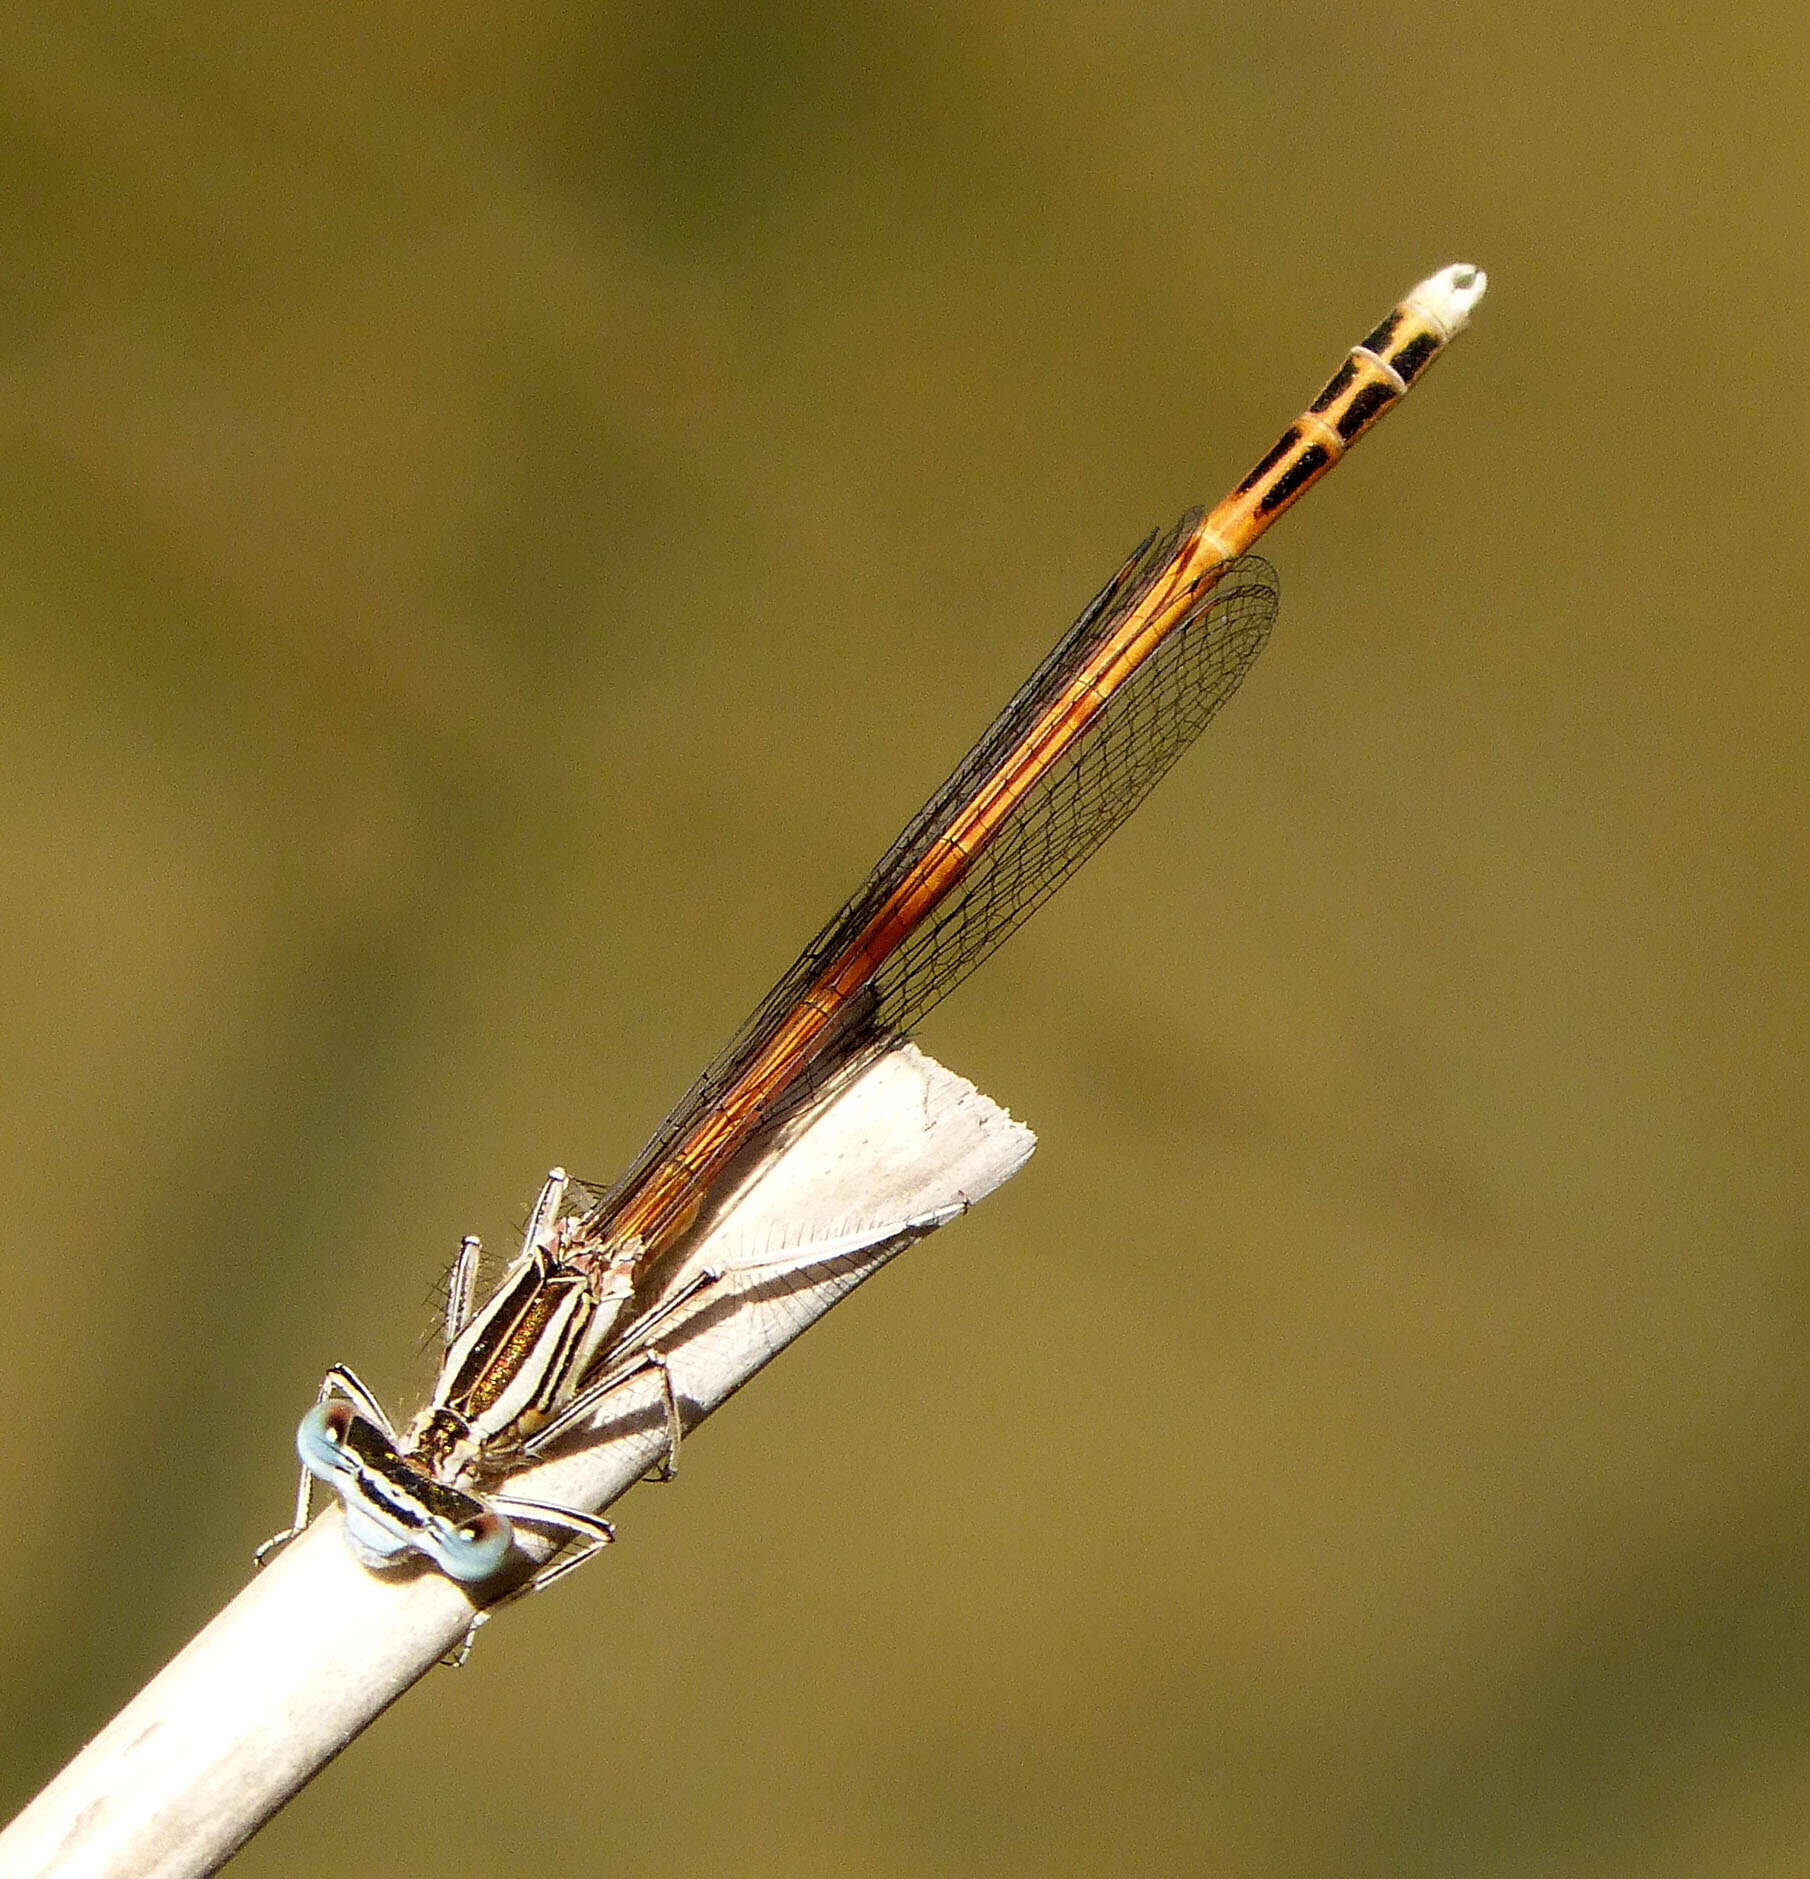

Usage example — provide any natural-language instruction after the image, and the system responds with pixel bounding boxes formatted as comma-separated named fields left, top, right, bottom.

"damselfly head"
left=298, top=1399, right=514, bottom=1583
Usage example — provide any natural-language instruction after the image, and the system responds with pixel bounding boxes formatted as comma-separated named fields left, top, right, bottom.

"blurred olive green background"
left=3, top=3, right=1807, bottom=1873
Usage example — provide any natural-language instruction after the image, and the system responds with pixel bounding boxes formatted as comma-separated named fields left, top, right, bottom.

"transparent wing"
left=583, top=515, right=1277, bottom=1236
left=871, top=548, right=1277, bottom=1033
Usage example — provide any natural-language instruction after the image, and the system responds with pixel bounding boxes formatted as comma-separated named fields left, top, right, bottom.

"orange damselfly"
left=262, top=263, right=1486, bottom=1620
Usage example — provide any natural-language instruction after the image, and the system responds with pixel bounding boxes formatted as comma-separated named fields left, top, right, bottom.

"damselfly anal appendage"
left=262, top=263, right=1487, bottom=1632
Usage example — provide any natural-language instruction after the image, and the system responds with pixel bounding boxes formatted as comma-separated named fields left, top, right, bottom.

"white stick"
left=0, top=1044, right=1034, bottom=1879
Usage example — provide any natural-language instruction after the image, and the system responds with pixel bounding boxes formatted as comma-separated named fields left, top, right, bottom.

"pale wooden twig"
left=0, top=1044, right=1034, bottom=1879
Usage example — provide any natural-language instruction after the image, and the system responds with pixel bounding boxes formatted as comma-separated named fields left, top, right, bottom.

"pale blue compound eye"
left=426, top=1508, right=514, bottom=1583
left=297, top=1400, right=362, bottom=1481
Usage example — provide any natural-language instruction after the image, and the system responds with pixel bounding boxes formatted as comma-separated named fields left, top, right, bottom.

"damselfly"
left=262, top=263, right=1486, bottom=1620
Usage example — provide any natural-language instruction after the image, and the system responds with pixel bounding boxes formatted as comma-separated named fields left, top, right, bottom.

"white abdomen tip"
left=1405, top=263, right=1487, bottom=336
